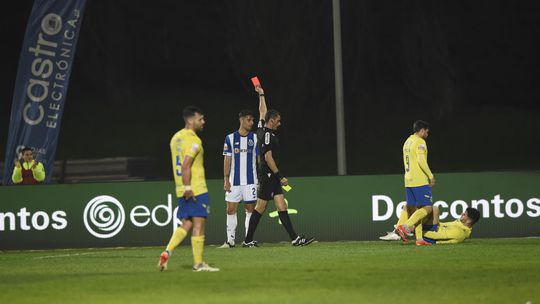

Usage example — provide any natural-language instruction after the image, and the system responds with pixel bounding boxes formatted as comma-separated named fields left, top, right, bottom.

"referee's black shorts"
left=257, top=173, right=283, bottom=201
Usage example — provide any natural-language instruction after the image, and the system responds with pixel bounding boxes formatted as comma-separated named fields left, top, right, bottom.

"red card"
left=251, top=76, right=260, bottom=87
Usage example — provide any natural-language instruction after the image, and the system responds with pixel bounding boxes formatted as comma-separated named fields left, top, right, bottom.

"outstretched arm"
left=255, top=86, right=267, bottom=121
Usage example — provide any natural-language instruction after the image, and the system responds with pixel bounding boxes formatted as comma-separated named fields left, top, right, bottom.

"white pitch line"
left=32, top=252, right=102, bottom=260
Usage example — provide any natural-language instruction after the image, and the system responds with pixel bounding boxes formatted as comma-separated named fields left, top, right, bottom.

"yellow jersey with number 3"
left=403, top=134, right=433, bottom=187
left=170, top=128, right=207, bottom=197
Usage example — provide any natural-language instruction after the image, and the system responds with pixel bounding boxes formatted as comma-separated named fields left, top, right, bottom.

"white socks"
left=245, top=212, right=252, bottom=237
left=226, top=214, right=237, bottom=244
left=227, top=212, right=253, bottom=244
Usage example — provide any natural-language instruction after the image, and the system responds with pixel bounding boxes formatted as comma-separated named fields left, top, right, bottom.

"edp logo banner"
left=2, top=0, right=86, bottom=184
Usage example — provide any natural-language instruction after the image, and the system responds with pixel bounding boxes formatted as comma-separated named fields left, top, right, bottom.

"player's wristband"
left=184, top=185, right=192, bottom=191
left=274, top=171, right=283, bottom=181
left=259, top=94, right=265, bottom=97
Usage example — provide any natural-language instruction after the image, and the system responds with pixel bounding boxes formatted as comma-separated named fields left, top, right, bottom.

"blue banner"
left=3, top=0, right=86, bottom=185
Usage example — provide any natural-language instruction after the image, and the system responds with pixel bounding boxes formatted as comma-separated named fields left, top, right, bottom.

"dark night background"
left=1, top=0, right=540, bottom=182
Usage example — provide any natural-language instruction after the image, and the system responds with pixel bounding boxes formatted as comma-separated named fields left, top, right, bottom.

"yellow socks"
left=397, top=209, right=409, bottom=225
left=166, top=227, right=188, bottom=252
left=405, top=208, right=429, bottom=227
left=191, top=235, right=205, bottom=265
left=165, top=229, right=205, bottom=266
left=414, top=223, right=423, bottom=240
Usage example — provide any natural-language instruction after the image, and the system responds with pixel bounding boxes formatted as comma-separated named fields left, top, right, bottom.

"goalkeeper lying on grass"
left=379, top=205, right=481, bottom=245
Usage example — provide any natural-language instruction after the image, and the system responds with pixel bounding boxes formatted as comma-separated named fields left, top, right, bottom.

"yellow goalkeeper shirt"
left=170, top=128, right=207, bottom=197
left=403, top=134, right=433, bottom=187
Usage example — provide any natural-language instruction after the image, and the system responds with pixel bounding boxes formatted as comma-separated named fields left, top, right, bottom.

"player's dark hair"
left=466, top=207, right=481, bottom=224
left=21, top=147, right=33, bottom=154
left=183, top=106, right=203, bottom=121
left=413, top=120, right=430, bottom=133
left=239, top=109, right=254, bottom=118
left=265, top=109, right=280, bottom=122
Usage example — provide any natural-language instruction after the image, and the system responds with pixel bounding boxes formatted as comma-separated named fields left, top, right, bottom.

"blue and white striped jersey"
left=223, top=131, right=259, bottom=186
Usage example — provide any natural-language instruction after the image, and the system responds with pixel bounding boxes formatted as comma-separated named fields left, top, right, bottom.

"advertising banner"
left=0, top=172, right=538, bottom=250
left=2, top=0, right=86, bottom=185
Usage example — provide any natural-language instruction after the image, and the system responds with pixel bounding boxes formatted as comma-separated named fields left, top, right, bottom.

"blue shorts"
left=177, top=193, right=210, bottom=219
left=422, top=224, right=438, bottom=244
left=422, top=224, right=439, bottom=232
left=405, top=185, right=433, bottom=206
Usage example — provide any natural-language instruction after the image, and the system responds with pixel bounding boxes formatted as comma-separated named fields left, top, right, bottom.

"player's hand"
left=14, top=160, right=21, bottom=168
left=31, top=161, right=39, bottom=169
left=224, top=179, right=231, bottom=192
left=255, top=86, right=264, bottom=96
left=429, top=176, right=436, bottom=187
left=184, top=190, right=195, bottom=200
left=280, top=177, right=288, bottom=186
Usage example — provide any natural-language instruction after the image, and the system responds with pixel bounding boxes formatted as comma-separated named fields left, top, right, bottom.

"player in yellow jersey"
left=417, top=205, right=481, bottom=245
left=158, top=106, right=219, bottom=272
left=396, top=120, right=436, bottom=243
left=380, top=205, right=481, bottom=245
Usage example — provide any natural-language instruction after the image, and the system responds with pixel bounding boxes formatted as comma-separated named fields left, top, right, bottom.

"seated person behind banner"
left=12, top=147, right=45, bottom=185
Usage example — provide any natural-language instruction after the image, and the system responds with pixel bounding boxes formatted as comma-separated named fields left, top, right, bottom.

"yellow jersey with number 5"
left=170, top=128, right=207, bottom=197
left=403, top=134, right=433, bottom=187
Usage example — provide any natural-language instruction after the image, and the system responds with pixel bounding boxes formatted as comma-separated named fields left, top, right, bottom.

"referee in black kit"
left=242, top=84, right=315, bottom=247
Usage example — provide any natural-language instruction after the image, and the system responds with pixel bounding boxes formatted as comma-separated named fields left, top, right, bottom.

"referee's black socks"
left=245, top=210, right=262, bottom=243
left=278, top=211, right=298, bottom=240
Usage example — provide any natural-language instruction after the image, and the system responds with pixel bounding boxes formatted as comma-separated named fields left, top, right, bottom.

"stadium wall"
left=0, top=171, right=539, bottom=250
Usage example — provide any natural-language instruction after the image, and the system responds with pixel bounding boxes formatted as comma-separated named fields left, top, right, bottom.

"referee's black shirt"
left=256, top=119, right=280, bottom=177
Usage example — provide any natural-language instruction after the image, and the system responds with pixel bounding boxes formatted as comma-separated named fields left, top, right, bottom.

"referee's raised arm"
left=255, top=85, right=267, bottom=121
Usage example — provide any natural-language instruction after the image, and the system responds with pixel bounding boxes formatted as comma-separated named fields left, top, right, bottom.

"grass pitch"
left=1, top=238, right=539, bottom=304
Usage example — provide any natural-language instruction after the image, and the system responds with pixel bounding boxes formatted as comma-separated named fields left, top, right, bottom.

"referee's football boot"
left=218, top=241, right=235, bottom=249
left=292, top=236, right=315, bottom=247
left=242, top=240, right=259, bottom=248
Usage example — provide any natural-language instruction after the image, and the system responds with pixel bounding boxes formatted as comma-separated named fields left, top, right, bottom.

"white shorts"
left=225, top=184, right=257, bottom=203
